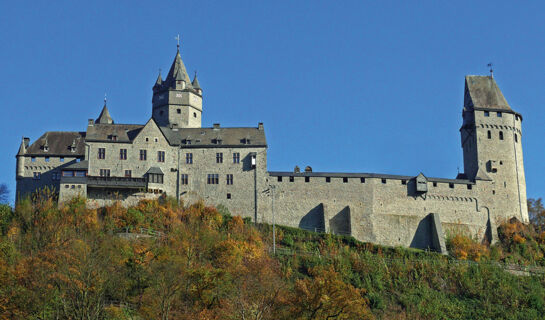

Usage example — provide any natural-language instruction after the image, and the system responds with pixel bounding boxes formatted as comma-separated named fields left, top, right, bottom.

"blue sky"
left=0, top=1, right=543, bottom=202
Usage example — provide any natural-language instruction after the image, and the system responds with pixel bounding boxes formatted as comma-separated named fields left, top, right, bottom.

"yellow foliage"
left=448, top=234, right=489, bottom=262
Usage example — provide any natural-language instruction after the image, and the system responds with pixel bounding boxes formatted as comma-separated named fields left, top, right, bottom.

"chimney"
left=258, top=122, right=264, bottom=130
left=213, top=123, right=220, bottom=129
left=88, top=119, right=95, bottom=126
left=23, top=137, right=30, bottom=148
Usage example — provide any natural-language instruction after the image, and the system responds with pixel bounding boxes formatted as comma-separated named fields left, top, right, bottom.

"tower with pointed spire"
left=460, top=75, right=528, bottom=222
left=152, top=47, right=203, bottom=128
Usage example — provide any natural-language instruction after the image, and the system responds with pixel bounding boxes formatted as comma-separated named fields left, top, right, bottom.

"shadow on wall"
left=330, top=206, right=351, bottom=236
left=410, top=213, right=445, bottom=252
left=299, top=203, right=325, bottom=232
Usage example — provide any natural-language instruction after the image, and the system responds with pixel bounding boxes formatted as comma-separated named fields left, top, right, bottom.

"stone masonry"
left=15, top=46, right=529, bottom=252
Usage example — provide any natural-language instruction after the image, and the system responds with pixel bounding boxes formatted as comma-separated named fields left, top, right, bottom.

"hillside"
left=1, top=194, right=545, bottom=319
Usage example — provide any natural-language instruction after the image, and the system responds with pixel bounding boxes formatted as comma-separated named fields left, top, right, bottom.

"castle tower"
left=152, top=47, right=203, bottom=128
left=16, top=137, right=28, bottom=180
left=460, top=75, right=528, bottom=222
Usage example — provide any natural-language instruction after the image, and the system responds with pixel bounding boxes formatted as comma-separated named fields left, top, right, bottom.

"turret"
left=16, top=137, right=29, bottom=180
left=95, top=100, right=114, bottom=124
left=152, top=46, right=203, bottom=128
left=192, top=71, right=202, bottom=95
left=460, top=75, right=527, bottom=222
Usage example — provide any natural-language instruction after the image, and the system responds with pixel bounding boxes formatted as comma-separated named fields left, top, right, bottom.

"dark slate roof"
left=95, top=105, right=114, bottom=124
left=268, top=171, right=474, bottom=184
left=16, top=139, right=25, bottom=156
left=165, top=49, right=193, bottom=88
left=86, top=123, right=144, bottom=142
left=159, top=125, right=267, bottom=148
left=63, top=160, right=89, bottom=170
left=25, top=131, right=85, bottom=156
left=464, top=76, right=512, bottom=112
left=146, top=167, right=163, bottom=174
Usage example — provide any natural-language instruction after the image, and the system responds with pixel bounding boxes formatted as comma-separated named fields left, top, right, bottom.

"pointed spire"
left=17, top=137, right=26, bottom=156
left=155, top=69, right=163, bottom=87
left=95, top=100, right=114, bottom=124
left=192, top=71, right=201, bottom=90
left=165, top=47, right=192, bottom=88
left=464, top=75, right=512, bottom=112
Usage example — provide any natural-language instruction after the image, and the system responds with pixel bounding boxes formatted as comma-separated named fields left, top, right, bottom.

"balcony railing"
left=86, top=176, right=147, bottom=189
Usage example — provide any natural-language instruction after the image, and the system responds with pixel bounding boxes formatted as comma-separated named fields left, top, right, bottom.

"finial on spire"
left=487, top=62, right=494, bottom=77
left=104, top=93, right=107, bottom=106
left=175, top=34, right=181, bottom=50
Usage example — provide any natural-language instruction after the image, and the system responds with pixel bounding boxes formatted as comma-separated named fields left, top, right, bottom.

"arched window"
left=499, top=131, right=504, bottom=140
left=515, top=134, right=518, bottom=143
left=487, top=130, right=491, bottom=139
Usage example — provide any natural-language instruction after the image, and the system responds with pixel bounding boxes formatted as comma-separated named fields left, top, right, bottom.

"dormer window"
left=212, top=138, right=222, bottom=145
left=241, top=138, right=251, bottom=145
left=43, top=146, right=49, bottom=152
left=183, top=139, right=192, bottom=145
left=108, top=135, right=117, bottom=141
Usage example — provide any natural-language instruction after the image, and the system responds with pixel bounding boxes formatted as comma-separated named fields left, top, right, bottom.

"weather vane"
left=487, top=62, right=493, bottom=77
left=104, top=93, right=107, bottom=105
left=175, top=34, right=180, bottom=50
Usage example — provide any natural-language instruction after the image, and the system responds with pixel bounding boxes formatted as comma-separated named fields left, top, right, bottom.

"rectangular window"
left=326, top=177, right=331, bottom=183
left=98, top=148, right=106, bottom=159
left=207, top=174, right=219, bottom=184
left=499, top=131, right=504, bottom=140
left=177, top=108, right=181, bottom=114
left=381, top=179, right=386, bottom=184
left=497, top=112, right=502, bottom=117
left=289, top=176, right=294, bottom=182
left=305, top=177, right=310, bottom=183
left=487, top=130, right=491, bottom=139
left=181, top=174, right=188, bottom=185
left=148, top=173, right=163, bottom=184
left=216, top=153, right=223, bottom=163
left=233, top=152, right=240, bottom=163
left=99, top=169, right=110, bottom=177
left=60, top=157, right=64, bottom=162
left=62, top=171, right=74, bottom=177
left=227, top=193, right=232, bottom=199
left=125, top=170, right=132, bottom=177
left=343, top=177, right=348, bottom=183
left=226, top=174, right=234, bottom=185
left=120, top=149, right=127, bottom=160
left=277, top=176, right=282, bottom=182
left=401, top=180, right=407, bottom=185
left=140, top=149, right=147, bottom=161
left=449, top=183, right=454, bottom=189
left=157, top=151, right=165, bottom=162
left=45, top=157, right=50, bottom=162
left=360, top=178, right=365, bottom=183
left=33, top=172, right=41, bottom=180
left=467, top=184, right=472, bottom=190
left=433, top=182, right=438, bottom=187
left=515, top=134, right=518, bottom=143
left=75, top=171, right=86, bottom=177
left=186, top=153, right=193, bottom=164
left=484, top=111, right=490, bottom=117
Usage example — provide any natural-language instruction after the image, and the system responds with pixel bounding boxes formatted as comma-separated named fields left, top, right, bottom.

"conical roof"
left=464, top=76, right=512, bottom=112
left=166, top=49, right=192, bottom=88
left=16, top=138, right=26, bottom=156
left=154, top=71, right=163, bottom=87
left=95, top=105, right=114, bottom=124
left=192, top=71, right=201, bottom=90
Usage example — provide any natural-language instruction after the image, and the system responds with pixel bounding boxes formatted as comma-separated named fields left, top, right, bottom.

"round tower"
left=460, top=75, right=528, bottom=222
left=16, top=137, right=28, bottom=180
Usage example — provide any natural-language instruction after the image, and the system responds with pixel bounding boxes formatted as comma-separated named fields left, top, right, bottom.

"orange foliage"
left=448, top=234, right=489, bottom=262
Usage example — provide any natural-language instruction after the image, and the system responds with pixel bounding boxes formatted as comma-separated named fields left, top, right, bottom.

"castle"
left=15, top=45, right=528, bottom=252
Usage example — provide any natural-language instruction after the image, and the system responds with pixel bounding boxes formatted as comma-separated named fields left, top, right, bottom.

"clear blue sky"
left=0, top=1, right=543, bottom=202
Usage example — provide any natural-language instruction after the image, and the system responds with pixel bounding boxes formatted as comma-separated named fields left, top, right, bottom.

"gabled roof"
left=159, top=125, right=267, bottom=148
left=86, top=123, right=144, bottom=142
left=25, top=131, right=86, bottom=156
left=95, top=105, right=114, bottom=124
left=146, top=167, right=164, bottom=175
left=464, top=76, right=512, bottom=112
left=165, top=49, right=193, bottom=88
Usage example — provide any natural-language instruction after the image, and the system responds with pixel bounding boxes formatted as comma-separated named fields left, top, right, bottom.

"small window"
left=484, top=111, right=490, bottom=117
left=487, top=130, right=491, bottom=139
left=45, top=157, right=50, bottom=162
left=277, top=176, right=282, bottom=182
left=193, top=112, right=197, bottom=118
left=77, top=185, right=81, bottom=189
left=60, top=157, right=64, bottom=162
left=120, top=149, right=127, bottom=160
left=401, top=180, right=407, bottom=185
left=125, top=170, right=132, bottom=177
left=497, top=112, right=502, bottom=117
left=140, top=149, right=147, bottom=161
left=186, top=153, right=193, bottom=164
left=146, top=138, right=149, bottom=142
left=181, top=174, right=188, bottom=185
left=99, top=169, right=111, bottom=177
left=325, top=177, right=331, bottom=183
left=492, top=190, right=496, bottom=195
left=71, top=185, right=75, bottom=189
left=154, top=138, right=158, bottom=143
left=433, top=182, right=437, bottom=187
left=98, top=148, right=106, bottom=159
left=305, top=177, right=310, bottom=183
left=343, top=177, right=348, bottom=183
left=467, top=184, right=472, bottom=190
left=381, top=179, right=386, bottom=184
left=31, top=157, right=36, bottom=162
left=227, top=174, right=234, bottom=185
left=233, top=153, right=240, bottom=164
left=500, top=161, right=503, bottom=165
left=360, top=178, right=365, bottom=183
left=207, top=174, right=219, bottom=184
left=177, top=108, right=181, bottom=114
left=499, top=131, right=504, bottom=140
left=65, top=184, right=68, bottom=188
left=216, top=153, right=223, bottom=163
left=157, top=151, right=165, bottom=162
left=289, top=176, right=294, bottom=182
left=62, top=171, right=74, bottom=177
left=148, top=173, right=164, bottom=184
left=515, top=134, right=518, bottom=143
left=227, top=193, right=232, bottom=199
left=75, top=171, right=86, bottom=177
left=449, top=183, right=454, bottom=189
